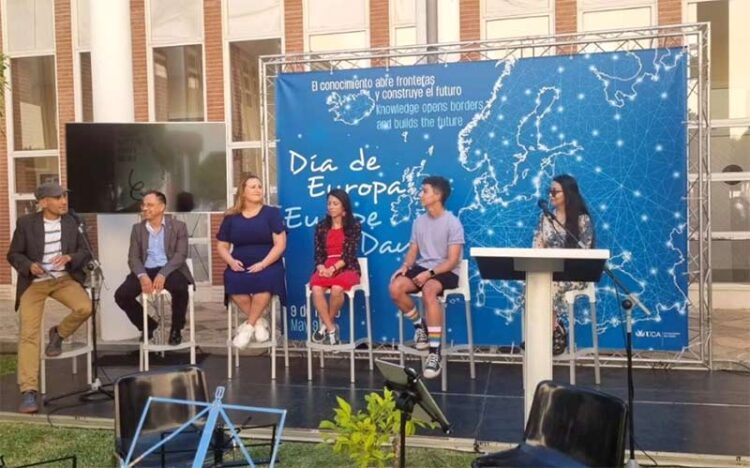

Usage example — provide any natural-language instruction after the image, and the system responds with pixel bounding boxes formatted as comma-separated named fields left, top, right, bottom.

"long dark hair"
left=554, top=174, right=594, bottom=248
left=324, top=189, right=358, bottom=236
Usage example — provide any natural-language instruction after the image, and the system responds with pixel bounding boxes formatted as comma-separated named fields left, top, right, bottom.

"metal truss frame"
left=260, top=23, right=712, bottom=370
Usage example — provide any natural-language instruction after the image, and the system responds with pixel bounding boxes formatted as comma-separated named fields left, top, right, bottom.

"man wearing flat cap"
left=7, top=182, right=93, bottom=414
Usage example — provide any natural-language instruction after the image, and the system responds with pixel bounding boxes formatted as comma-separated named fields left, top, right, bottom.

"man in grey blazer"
left=7, top=182, right=93, bottom=413
left=114, top=190, right=194, bottom=346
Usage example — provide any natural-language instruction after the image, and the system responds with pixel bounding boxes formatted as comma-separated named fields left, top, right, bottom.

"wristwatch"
left=429, top=269, right=436, bottom=277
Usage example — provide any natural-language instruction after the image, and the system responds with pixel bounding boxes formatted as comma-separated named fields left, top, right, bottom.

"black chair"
left=114, top=366, right=211, bottom=467
left=473, top=380, right=627, bottom=467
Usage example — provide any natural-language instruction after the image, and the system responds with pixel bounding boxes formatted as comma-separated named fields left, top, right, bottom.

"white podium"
left=470, top=247, right=610, bottom=423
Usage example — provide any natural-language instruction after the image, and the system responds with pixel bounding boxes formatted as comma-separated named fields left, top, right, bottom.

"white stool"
left=305, top=257, right=374, bottom=384
left=226, top=295, right=289, bottom=380
left=397, top=259, right=475, bottom=392
left=139, top=260, right=196, bottom=371
left=39, top=300, right=93, bottom=395
left=563, top=283, right=601, bottom=385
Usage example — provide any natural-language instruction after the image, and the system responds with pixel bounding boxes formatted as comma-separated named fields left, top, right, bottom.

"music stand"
left=375, top=359, right=451, bottom=468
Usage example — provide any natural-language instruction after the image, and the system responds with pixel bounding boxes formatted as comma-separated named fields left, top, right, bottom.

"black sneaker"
left=140, top=326, right=156, bottom=342
left=413, top=323, right=429, bottom=350
left=45, top=326, right=63, bottom=357
left=423, top=353, right=441, bottom=379
left=312, top=324, right=328, bottom=343
left=168, top=328, right=182, bottom=346
left=18, top=391, right=39, bottom=414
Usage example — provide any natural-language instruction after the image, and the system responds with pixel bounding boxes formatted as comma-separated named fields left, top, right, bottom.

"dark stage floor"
left=1, top=351, right=748, bottom=458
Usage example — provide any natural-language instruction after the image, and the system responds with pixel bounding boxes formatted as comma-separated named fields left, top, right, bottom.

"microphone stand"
left=539, top=203, right=644, bottom=468
left=44, top=216, right=113, bottom=405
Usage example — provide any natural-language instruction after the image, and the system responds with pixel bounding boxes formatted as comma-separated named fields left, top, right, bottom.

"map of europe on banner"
left=276, top=48, right=688, bottom=351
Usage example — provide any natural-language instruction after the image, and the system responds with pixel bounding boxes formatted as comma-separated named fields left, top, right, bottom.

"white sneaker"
left=423, top=353, right=442, bottom=379
left=254, top=317, right=270, bottom=342
left=232, top=322, right=255, bottom=349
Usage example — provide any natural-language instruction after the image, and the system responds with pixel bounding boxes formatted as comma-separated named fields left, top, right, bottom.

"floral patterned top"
left=532, top=213, right=594, bottom=249
left=313, top=220, right=362, bottom=275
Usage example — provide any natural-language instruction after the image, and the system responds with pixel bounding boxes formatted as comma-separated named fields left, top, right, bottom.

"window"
left=11, top=56, right=58, bottom=151
left=16, top=200, right=39, bottom=219
left=486, top=16, right=551, bottom=40
left=150, top=0, right=203, bottom=45
left=232, top=148, right=263, bottom=188
left=153, top=45, right=205, bottom=122
left=6, top=0, right=54, bottom=53
left=226, top=0, right=282, bottom=40
left=305, top=0, right=369, bottom=69
left=14, top=157, right=59, bottom=194
left=581, top=7, right=652, bottom=32
left=230, top=39, right=281, bottom=142
left=80, top=52, right=94, bottom=122
left=688, top=0, right=750, bottom=120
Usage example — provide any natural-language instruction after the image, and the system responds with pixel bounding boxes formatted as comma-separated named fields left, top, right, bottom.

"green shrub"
left=319, top=388, right=434, bottom=468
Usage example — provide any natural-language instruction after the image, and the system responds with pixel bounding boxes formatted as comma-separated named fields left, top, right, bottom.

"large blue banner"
left=277, top=48, right=688, bottom=350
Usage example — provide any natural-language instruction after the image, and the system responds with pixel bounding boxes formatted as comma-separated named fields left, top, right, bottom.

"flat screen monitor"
left=66, top=122, right=227, bottom=213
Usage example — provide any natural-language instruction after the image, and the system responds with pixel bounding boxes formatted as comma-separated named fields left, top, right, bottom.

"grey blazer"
left=128, top=215, right=194, bottom=285
left=7, top=212, right=91, bottom=310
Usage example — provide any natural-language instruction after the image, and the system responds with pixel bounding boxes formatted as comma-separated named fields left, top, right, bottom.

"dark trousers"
left=115, top=268, right=189, bottom=331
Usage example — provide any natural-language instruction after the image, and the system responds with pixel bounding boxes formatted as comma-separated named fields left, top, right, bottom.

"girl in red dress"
left=310, top=189, right=361, bottom=345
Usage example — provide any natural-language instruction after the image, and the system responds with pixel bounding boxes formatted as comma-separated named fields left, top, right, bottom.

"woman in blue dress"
left=217, top=174, right=287, bottom=347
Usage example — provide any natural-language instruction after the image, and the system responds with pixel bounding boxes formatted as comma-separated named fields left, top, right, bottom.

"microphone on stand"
left=68, top=208, right=102, bottom=273
left=68, top=208, right=86, bottom=231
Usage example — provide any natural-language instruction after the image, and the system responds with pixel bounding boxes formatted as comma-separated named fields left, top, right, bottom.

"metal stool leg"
left=306, top=287, right=313, bottom=381
left=271, top=299, right=277, bottom=380
left=365, top=293, right=373, bottom=371
left=465, top=299, right=476, bottom=379
left=568, top=300, right=576, bottom=385
left=398, top=309, right=405, bottom=367
left=349, top=295, right=356, bottom=384
left=591, top=300, right=601, bottom=385
left=227, top=303, right=233, bottom=380
left=441, top=307, right=448, bottom=392
left=188, top=292, right=196, bottom=365
left=282, top=304, right=290, bottom=368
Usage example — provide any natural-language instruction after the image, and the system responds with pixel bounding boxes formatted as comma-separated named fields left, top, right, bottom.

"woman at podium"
left=533, top=174, right=594, bottom=355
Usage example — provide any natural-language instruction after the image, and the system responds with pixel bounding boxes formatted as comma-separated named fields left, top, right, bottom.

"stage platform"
left=1, top=351, right=748, bottom=462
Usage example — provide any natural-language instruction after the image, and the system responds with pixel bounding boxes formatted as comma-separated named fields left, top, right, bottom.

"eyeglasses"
left=549, top=189, right=562, bottom=197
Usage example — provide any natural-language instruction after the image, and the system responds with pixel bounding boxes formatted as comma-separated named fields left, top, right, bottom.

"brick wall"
left=284, top=0, right=304, bottom=55
left=211, top=213, right=224, bottom=286
left=370, top=0, right=389, bottom=66
left=460, top=0, right=480, bottom=60
left=131, top=0, right=148, bottom=121
left=658, top=0, right=682, bottom=25
left=556, top=0, right=577, bottom=35
left=0, top=12, right=10, bottom=284
left=204, top=0, right=224, bottom=122
left=556, top=0, right=577, bottom=54
left=55, top=0, right=74, bottom=187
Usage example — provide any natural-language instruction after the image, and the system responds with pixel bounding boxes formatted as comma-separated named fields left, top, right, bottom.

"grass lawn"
left=0, top=422, right=476, bottom=467
left=0, top=354, right=17, bottom=377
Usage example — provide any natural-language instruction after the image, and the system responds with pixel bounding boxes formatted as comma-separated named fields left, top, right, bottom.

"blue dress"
left=217, top=206, right=287, bottom=305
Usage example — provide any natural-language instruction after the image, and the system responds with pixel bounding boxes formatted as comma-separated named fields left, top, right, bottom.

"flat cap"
left=35, top=182, right=69, bottom=200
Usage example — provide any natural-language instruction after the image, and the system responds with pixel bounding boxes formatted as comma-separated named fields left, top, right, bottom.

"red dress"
left=309, top=228, right=361, bottom=291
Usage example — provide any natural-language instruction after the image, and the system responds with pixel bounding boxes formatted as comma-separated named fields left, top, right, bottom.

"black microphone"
left=537, top=199, right=551, bottom=214
left=68, top=209, right=88, bottom=236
